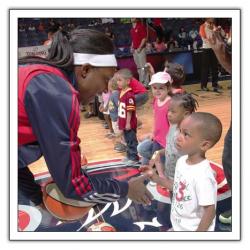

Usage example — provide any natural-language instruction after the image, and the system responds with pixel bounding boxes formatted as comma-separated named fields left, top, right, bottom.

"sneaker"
left=84, top=112, right=94, bottom=119
left=114, top=143, right=127, bottom=152
left=121, top=157, right=139, bottom=165
left=219, top=209, right=232, bottom=224
left=125, top=159, right=139, bottom=166
left=217, top=84, right=223, bottom=89
left=201, top=87, right=210, bottom=91
left=121, top=157, right=129, bottom=163
left=213, top=88, right=223, bottom=93
left=105, top=132, right=115, bottom=139
left=103, top=123, right=109, bottom=129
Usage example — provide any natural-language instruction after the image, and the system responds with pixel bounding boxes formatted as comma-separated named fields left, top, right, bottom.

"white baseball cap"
left=148, top=71, right=172, bottom=85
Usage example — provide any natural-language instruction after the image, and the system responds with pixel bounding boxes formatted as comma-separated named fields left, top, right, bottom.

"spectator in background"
left=153, top=37, right=167, bottom=53
left=43, top=26, right=59, bottom=46
left=177, top=27, right=188, bottom=49
left=104, top=26, right=115, bottom=42
left=199, top=18, right=222, bottom=92
left=19, top=24, right=26, bottom=32
left=38, top=21, right=45, bottom=32
left=148, top=18, right=165, bottom=41
left=167, top=35, right=179, bottom=51
left=145, top=42, right=154, bottom=53
left=130, top=18, right=149, bottom=86
left=28, top=23, right=36, bottom=32
left=188, top=25, right=199, bottom=49
left=67, top=22, right=75, bottom=31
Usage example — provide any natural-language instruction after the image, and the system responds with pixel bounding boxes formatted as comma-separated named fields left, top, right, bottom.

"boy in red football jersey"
left=116, top=69, right=139, bottom=165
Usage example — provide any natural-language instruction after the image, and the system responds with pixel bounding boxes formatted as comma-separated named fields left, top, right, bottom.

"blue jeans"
left=124, top=129, right=139, bottom=161
left=135, top=92, right=149, bottom=107
left=137, top=139, right=164, bottom=165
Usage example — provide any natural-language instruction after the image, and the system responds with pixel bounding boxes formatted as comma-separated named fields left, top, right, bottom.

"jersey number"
left=118, top=102, right=126, bottom=118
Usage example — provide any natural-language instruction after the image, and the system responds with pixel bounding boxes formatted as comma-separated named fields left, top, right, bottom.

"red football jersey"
left=118, top=88, right=137, bottom=130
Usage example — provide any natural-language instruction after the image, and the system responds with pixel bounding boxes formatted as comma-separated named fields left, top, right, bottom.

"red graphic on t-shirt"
left=156, top=185, right=171, bottom=197
left=175, top=181, right=186, bottom=201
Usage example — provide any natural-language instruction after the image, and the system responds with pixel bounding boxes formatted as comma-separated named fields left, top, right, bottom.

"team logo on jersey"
left=128, top=98, right=134, bottom=105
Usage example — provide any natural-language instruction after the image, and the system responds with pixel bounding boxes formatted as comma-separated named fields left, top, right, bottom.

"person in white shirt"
left=140, top=112, right=222, bottom=231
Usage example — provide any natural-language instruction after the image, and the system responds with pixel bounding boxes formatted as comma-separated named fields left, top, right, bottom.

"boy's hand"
left=139, top=166, right=158, bottom=182
left=125, top=123, right=131, bottom=130
left=128, top=175, right=153, bottom=205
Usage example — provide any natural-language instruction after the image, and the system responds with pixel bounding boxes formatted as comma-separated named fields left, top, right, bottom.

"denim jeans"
left=124, top=129, right=139, bottom=161
left=137, top=139, right=164, bottom=165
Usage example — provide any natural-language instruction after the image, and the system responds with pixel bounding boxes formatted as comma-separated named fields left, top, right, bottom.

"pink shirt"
left=102, top=91, right=111, bottom=108
left=153, top=97, right=170, bottom=147
left=154, top=42, right=167, bottom=52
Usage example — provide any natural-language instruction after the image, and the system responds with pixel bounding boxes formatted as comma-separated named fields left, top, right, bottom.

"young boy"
left=116, top=69, right=139, bottom=165
left=140, top=112, right=222, bottom=231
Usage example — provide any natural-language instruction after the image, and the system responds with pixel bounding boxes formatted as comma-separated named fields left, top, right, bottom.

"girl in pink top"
left=137, top=72, right=172, bottom=165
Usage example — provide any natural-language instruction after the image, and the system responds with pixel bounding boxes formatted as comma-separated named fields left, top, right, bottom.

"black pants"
left=200, top=48, right=219, bottom=89
left=123, top=129, right=139, bottom=161
left=222, top=123, right=232, bottom=189
left=18, top=167, right=43, bottom=206
left=18, top=144, right=43, bottom=205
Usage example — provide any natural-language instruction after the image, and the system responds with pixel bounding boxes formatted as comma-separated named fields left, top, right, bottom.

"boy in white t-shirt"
left=140, top=112, right=222, bottom=231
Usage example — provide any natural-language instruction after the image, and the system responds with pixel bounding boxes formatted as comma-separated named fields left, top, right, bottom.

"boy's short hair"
left=190, top=112, right=223, bottom=147
left=115, top=68, right=133, bottom=79
left=165, top=62, right=185, bottom=88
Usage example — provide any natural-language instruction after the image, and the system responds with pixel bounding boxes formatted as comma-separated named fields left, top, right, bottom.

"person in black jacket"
left=18, top=28, right=153, bottom=210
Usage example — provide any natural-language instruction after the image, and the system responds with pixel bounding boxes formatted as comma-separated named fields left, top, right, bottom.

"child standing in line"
left=137, top=71, right=173, bottom=166
left=116, top=69, right=139, bottom=165
left=151, top=93, right=199, bottom=181
left=141, top=112, right=222, bottom=231
left=99, top=90, right=114, bottom=138
left=114, top=68, right=148, bottom=128
left=108, top=77, right=127, bottom=153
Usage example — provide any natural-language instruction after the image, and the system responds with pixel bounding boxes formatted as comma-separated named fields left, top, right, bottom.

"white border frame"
left=10, top=9, right=240, bottom=240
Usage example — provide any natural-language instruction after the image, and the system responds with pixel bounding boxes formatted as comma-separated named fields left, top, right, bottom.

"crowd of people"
left=18, top=17, right=232, bottom=231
